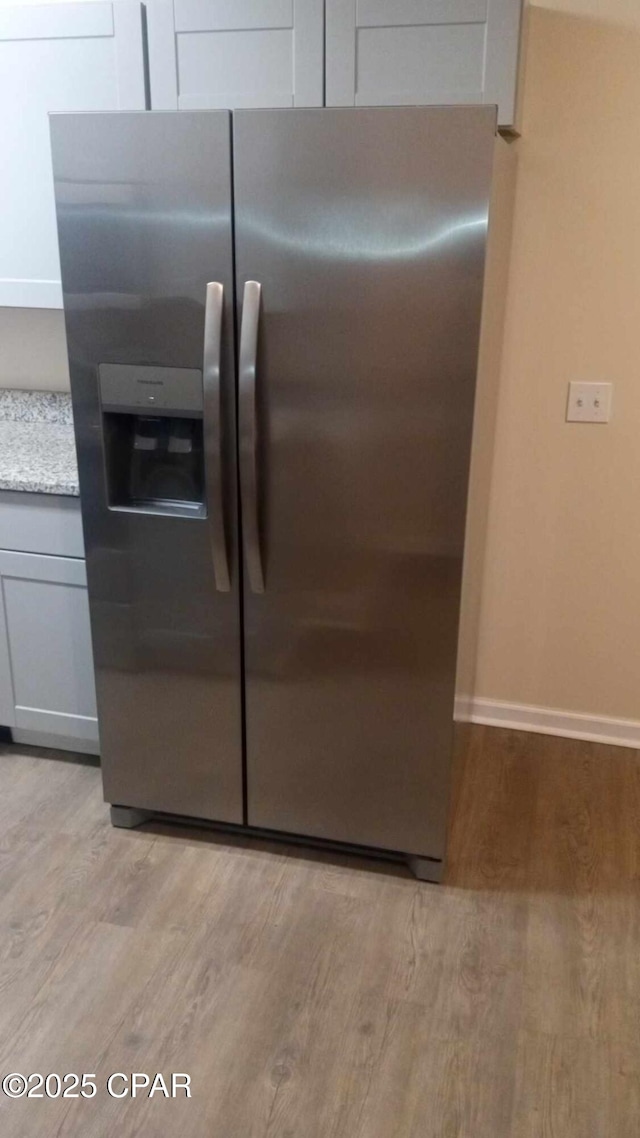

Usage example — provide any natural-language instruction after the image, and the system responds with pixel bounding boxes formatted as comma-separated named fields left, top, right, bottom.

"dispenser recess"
left=99, top=364, right=205, bottom=516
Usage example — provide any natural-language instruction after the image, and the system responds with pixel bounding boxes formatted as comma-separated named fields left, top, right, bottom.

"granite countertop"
left=0, top=390, right=79, bottom=496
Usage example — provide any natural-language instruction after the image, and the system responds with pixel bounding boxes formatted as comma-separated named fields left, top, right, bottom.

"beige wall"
left=457, top=135, right=518, bottom=711
left=475, top=0, right=640, bottom=721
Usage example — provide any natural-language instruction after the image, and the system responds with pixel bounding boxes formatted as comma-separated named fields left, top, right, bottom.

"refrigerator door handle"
left=238, top=280, right=265, bottom=594
left=203, top=281, right=231, bottom=593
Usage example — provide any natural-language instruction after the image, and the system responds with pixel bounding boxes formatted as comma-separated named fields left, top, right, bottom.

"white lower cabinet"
left=0, top=494, right=99, bottom=755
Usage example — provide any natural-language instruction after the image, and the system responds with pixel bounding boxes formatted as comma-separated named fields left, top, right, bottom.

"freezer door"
left=234, top=106, right=496, bottom=859
left=51, top=111, right=243, bottom=823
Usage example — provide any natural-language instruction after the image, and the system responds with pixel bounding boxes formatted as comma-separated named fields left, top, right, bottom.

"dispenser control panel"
left=99, top=364, right=203, bottom=415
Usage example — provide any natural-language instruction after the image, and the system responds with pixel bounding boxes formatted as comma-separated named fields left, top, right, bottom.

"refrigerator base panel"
left=109, top=805, right=445, bottom=884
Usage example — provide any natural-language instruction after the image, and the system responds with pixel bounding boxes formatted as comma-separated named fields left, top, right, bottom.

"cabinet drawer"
left=0, top=491, right=84, bottom=558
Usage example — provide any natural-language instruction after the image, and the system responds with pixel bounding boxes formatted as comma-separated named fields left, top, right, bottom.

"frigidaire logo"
left=137, top=378, right=164, bottom=386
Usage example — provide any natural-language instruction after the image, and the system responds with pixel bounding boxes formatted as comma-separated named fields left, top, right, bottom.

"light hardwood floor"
left=0, top=725, right=639, bottom=1137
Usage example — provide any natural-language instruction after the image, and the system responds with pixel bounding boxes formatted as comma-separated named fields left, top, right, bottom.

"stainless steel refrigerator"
left=51, top=106, right=497, bottom=881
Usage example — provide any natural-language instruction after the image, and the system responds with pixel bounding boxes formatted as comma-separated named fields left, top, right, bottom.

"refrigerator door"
left=234, top=106, right=496, bottom=859
left=51, top=111, right=243, bottom=823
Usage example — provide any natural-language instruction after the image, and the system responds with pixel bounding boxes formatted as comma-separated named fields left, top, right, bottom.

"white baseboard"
left=456, top=696, right=640, bottom=750
left=12, top=727, right=100, bottom=757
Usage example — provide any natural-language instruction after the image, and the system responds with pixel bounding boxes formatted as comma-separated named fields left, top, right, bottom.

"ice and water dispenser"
left=99, top=364, right=205, bottom=515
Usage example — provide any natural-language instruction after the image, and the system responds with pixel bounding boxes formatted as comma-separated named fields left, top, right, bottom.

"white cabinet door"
left=147, top=0, right=323, bottom=110
left=0, top=1, right=146, bottom=309
left=326, top=0, right=522, bottom=128
left=0, top=550, right=99, bottom=752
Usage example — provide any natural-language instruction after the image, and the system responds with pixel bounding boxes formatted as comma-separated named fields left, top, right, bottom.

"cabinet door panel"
left=0, top=551, right=98, bottom=746
left=326, top=0, right=522, bottom=128
left=0, top=1, right=145, bottom=309
left=147, top=0, right=323, bottom=110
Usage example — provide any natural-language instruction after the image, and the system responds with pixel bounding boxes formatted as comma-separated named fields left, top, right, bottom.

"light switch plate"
left=566, top=382, right=612, bottom=423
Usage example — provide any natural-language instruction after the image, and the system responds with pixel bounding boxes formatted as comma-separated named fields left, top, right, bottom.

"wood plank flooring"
left=0, top=724, right=639, bottom=1136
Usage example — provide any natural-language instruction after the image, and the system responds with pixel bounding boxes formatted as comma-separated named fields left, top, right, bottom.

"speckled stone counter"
left=0, top=390, right=79, bottom=496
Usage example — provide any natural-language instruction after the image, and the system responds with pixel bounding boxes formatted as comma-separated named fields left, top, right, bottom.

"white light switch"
left=566, top=382, right=612, bottom=423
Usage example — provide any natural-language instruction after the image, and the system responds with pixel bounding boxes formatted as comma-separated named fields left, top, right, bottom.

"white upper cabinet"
left=147, top=0, right=324, bottom=110
left=1, top=0, right=522, bottom=311
left=0, top=1, right=146, bottom=309
left=325, top=0, right=523, bottom=129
